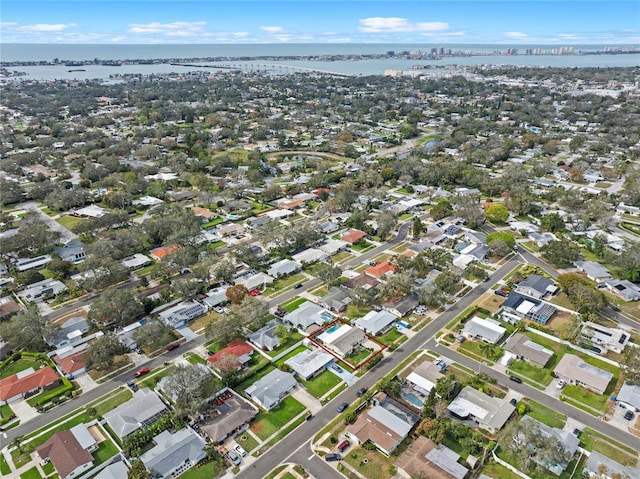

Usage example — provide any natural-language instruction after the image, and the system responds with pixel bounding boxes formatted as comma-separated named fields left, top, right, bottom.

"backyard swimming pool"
left=400, top=390, right=424, bottom=408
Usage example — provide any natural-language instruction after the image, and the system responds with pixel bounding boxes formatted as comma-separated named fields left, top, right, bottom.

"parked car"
left=166, top=343, right=179, bottom=351
left=337, top=402, right=348, bottom=413
left=134, top=367, right=150, bottom=378
left=233, top=444, right=247, bottom=457
left=509, top=376, right=523, bottom=384
left=624, top=410, right=634, bottom=421
left=495, top=289, right=510, bottom=297
left=248, top=289, right=262, bottom=296
left=356, top=387, right=368, bottom=397
left=509, top=398, right=517, bottom=406
left=556, top=379, right=566, bottom=389
left=337, top=440, right=351, bottom=452
left=214, top=306, right=224, bottom=314
left=572, top=428, right=582, bottom=437
left=293, top=283, right=303, bottom=289
left=483, top=276, right=490, bottom=282
left=126, top=380, right=138, bottom=392
left=332, top=364, right=342, bottom=372
left=325, top=453, right=341, bottom=462
left=305, top=412, right=313, bottom=421
left=226, top=451, right=241, bottom=466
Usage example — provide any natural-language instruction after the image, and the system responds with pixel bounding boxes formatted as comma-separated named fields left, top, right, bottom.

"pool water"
left=321, top=314, right=333, bottom=323
left=400, top=390, right=424, bottom=408
left=326, top=324, right=340, bottom=334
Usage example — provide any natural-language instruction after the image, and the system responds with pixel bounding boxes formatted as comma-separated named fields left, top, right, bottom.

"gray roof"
left=285, top=301, right=327, bottom=329
left=585, top=451, right=640, bottom=479
left=517, top=274, right=556, bottom=295
left=554, top=354, right=613, bottom=394
left=504, top=333, right=553, bottom=366
left=46, top=316, right=89, bottom=347
left=617, top=382, right=640, bottom=410
left=322, top=287, right=351, bottom=310
left=285, top=349, right=334, bottom=379
left=248, top=320, right=282, bottom=351
left=104, top=388, right=168, bottom=438
left=519, top=416, right=579, bottom=469
left=605, top=279, right=640, bottom=301
left=448, top=386, right=515, bottom=431
left=140, top=428, right=206, bottom=479
left=425, top=445, right=469, bottom=479
left=461, top=317, right=506, bottom=344
left=267, top=259, right=300, bottom=277
left=354, top=310, right=398, bottom=335
left=575, top=261, right=612, bottom=280
left=93, top=461, right=129, bottom=479
left=245, top=369, right=297, bottom=410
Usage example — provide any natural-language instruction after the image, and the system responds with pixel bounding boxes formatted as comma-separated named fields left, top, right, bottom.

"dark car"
left=166, top=343, right=179, bottom=351
left=572, top=428, right=582, bottom=437
left=337, top=440, right=351, bottom=452
left=624, top=410, right=634, bottom=420
left=337, top=402, right=348, bottom=413
left=483, top=276, right=490, bottom=282
left=293, top=283, right=303, bottom=289
left=126, top=380, right=138, bottom=392
left=325, top=453, right=341, bottom=462
left=509, top=376, right=523, bottom=384
left=305, top=412, right=313, bottom=421
left=356, top=387, right=368, bottom=397
left=495, top=289, right=509, bottom=297
left=509, top=398, right=517, bottom=406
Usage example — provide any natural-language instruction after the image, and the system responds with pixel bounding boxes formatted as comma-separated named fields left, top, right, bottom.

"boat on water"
left=67, top=69, right=86, bottom=72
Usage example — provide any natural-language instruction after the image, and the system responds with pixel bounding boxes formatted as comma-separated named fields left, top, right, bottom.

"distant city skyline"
left=2, top=1, right=638, bottom=45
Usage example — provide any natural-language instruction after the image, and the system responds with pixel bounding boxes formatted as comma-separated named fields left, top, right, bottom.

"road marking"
left=308, top=454, right=315, bottom=460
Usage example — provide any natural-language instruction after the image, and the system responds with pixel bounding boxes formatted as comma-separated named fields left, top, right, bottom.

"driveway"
left=291, top=386, right=322, bottom=414
left=328, top=363, right=357, bottom=386
left=24, top=203, right=77, bottom=244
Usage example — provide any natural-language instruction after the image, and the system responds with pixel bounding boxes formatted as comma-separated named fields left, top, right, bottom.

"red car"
left=167, top=343, right=179, bottom=351
left=248, top=289, right=262, bottom=296
left=134, top=367, right=150, bottom=378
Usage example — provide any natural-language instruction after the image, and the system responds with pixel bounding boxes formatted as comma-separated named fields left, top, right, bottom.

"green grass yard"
left=300, top=369, right=343, bottom=398
left=281, top=297, right=308, bottom=312
left=525, top=400, right=566, bottom=429
left=250, top=396, right=305, bottom=441
left=266, top=332, right=304, bottom=358
left=20, top=466, right=42, bottom=479
left=581, top=428, right=637, bottom=466
left=561, top=385, right=610, bottom=413
left=508, top=360, right=554, bottom=386
left=236, top=431, right=260, bottom=452
left=0, top=454, right=11, bottom=475
left=55, top=215, right=87, bottom=230
left=377, top=328, right=402, bottom=345
left=1, top=358, right=41, bottom=379
left=274, top=346, right=308, bottom=367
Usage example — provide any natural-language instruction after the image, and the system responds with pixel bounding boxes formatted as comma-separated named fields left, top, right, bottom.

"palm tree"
left=10, top=435, right=24, bottom=453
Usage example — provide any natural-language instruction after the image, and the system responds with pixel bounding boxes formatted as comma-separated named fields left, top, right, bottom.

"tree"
left=434, top=270, right=458, bottom=294
left=485, top=204, right=509, bottom=224
left=128, top=459, right=151, bottom=479
left=412, top=216, right=423, bottom=239
left=314, top=262, right=342, bottom=287
left=377, top=210, right=398, bottom=240
left=540, top=213, right=565, bottom=233
left=622, top=346, right=640, bottom=385
left=556, top=273, right=608, bottom=314
left=84, top=333, right=128, bottom=371
left=162, top=363, right=216, bottom=416
left=430, top=199, right=453, bottom=220
left=541, top=240, right=581, bottom=268
left=274, top=324, right=289, bottom=343
left=487, top=231, right=516, bottom=257
left=212, top=258, right=236, bottom=283
left=333, top=181, right=358, bottom=211
left=2, top=307, right=58, bottom=352
left=452, top=194, right=484, bottom=229
left=225, top=284, right=248, bottom=304
left=88, top=289, right=144, bottom=327
left=9, top=435, right=24, bottom=453
left=205, top=315, right=242, bottom=344
left=133, top=320, right=176, bottom=351
left=230, top=296, right=269, bottom=330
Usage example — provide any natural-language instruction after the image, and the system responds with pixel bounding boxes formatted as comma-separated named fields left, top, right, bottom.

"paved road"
left=236, top=257, right=522, bottom=479
left=423, top=337, right=640, bottom=451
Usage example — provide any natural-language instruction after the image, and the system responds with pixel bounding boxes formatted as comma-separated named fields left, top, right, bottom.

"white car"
left=556, top=379, right=566, bottom=389
left=233, top=444, right=247, bottom=457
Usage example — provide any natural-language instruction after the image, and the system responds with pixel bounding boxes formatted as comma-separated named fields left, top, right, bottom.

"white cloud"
left=260, top=26, right=284, bottom=33
left=128, top=21, right=207, bottom=35
left=503, top=31, right=529, bottom=38
left=111, top=36, right=126, bottom=42
left=18, top=23, right=77, bottom=32
left=359, top=17, right=449, bottom=33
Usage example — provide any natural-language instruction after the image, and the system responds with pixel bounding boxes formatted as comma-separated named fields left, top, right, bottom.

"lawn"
left=201, top=217, right=225, bottom=228
left=581, top=428, right=638, bottom=466
left=20, top=466, right=42, bottom=479
left=236, top=431, right=260, bottom=452
left=266, top=332, right=304, bottom=358
left=1, top=358, right=41, bottom=379
left=0, top=454, right=10, bottom=475
left=274, top=345, right=309, bottom=367
left=208, top=240, right=226, bottom=250
left=346, top=347, right=374, bottom=366
left=332, top=251, right=354, bottom=264
left=281, top=297, right=308, bottom=312
left=41, top=461, right=55, bottom=475
left=250, top=396, right=305, bottom=441
left=350, top=241, right=374, bottom=252
left=377, top=328, right=402, bottom=345
left=178, top=459, right=226, bottom=479
left=458, top=341, right=502, bottom=362
left=344, top=303, right=372, bottom=320
left=300, top=369, right=343, bottom=398
left=56, top=215, right=87, bottom=230
left=482, top=461, right=525, bottom=479
left=525, top=400, right=566, bottom=429
left=93, top=388, right=133, bottom=416
left=343, top=446, right=395, bottom=479
left=508, top=360, right=554, bottom=386
left=93, top=438, right=118, bottom=465
left=264, top=273, right=306, bottom=295
left=561, top=385, right=609, bottom=413
left=184, top=352, right=207, bottom=365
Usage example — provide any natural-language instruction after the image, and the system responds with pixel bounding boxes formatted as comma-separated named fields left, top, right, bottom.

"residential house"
left=267, top=259, right=301, bottom=277
left=383, top=293, right=419, bottom=317
left=342, top=273, right=380, bottom=292
left=122, top=253, right=152, bottom=270
left=55, top=239, right=86, bottom=263
left=45, top=316, right=89, bottom=349
left=245, top=369, right=297, bottom=410
left=53, top=345, right=88, bottom=377
left=316, top=323, right=366, bottom=357
left=365, top=261, right=397, bottom=278
left=149, top=244, right=181, bottom=262
left=514, top=416, right=580, bottom=475
left=515, top=274, right=558, bottom=299
left=285, top=349, right=334, bottom=380
left=584, top=451, right=640, bottom=479
left=199, top=390, right=258, bottom=444
left=0, top=366, right=60, bottom=404
left=202, top=284, right=230, bottom=308
left=320, top=287, right=351, bottom=312
left=292, top=248, right=327, bottom=265
left=14, top=254, right=52, bottom=272
left=18, top=278, right=68, bottom=303
left=341, top=229, right=367, bottom=244
left=554, top=354, right=613, bottom=395
left=192, top=206, right=216, bottom=221
left=616, top=382, right=640, bottom=412
left=346, top=392, right=419, bottom=456
left=217, top=223, right=244, bottom=237
left=499, top=292, right=557, bottom=325
left=284, top=301, right=329, bottom=332
left=574, top=261, right=613, bottom=283
left=461, top=317, right=506, bottom=344
left=580, top=321, right=630, bottom=354
left=73, top=205, right=106, bottom=218
left=406, top=362, right=444, bottom=396
left=158, top=301, right=206, bottom=328
left=235, top=271, right=274, bottom=291
left=604, top=279, right=640, bottom=301
left=248, top=320, right=284, bottom=351
left=529, top=232, right=557, bottom=248
left=354, top=310, right=398, bottom=336
left=140, top=428, right=206, bottom=479
left=0, top=296, right=21, bottom=319
left=265, top=209, right=295, bottom=220
left=318, top=238, right=348, bottom=256
left=207, top=339, right=254, bottom=371
left=424, top=445, right=470, bottom=479
left=447, top=386, right=515, bottom=433
left=317, top=220, right=339, bottom=234
left=93, top=461, right=129, bottom=479
left=246, top=215, right=271, bottom=229
left=104, top=388, right=168, bottom=439
left=36, top=427, right=94, bottom=479
left=503, top=333, right=553, bottom=367
left=395, top=437, right=469, bottom=479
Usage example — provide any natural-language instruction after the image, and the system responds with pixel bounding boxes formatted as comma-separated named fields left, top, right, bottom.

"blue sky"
left=1, top=1, right=638, bottom=44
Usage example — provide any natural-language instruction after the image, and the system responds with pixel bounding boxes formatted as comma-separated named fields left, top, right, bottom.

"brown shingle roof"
left=36, top=430, right=93, bottom=479
left=0, top=366, right=59, bottom=401
left=53, top=351, right=87, bottom=375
